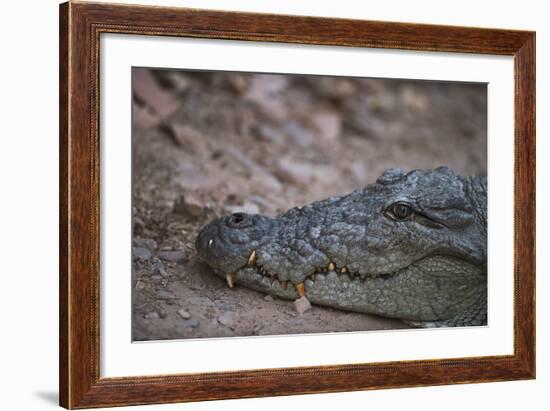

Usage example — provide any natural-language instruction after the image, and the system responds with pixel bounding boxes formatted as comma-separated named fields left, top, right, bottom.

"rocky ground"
left=131, top=68, right=487, bottom=341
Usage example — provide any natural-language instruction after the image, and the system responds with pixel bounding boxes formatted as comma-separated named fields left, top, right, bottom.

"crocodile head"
left=196, top=167, right=487, bottom=327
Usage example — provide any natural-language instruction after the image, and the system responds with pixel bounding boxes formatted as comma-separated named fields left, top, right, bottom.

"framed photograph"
left=59, top=1, right=535, bottom=408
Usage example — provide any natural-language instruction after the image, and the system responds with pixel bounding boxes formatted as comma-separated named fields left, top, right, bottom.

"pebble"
left=189, top=297, right=215, bottom=307
left=182, top=319, right=200, bottom=329
left=144, top=311, right=160, bottom=320
left=173, top=194, right=204, bottom=218
left=252, top=124, right=281, bottom=142
left=133, top=247, right=152, bottom=261
left=156, top=290, right=176, bottom=300
left=263, top=295, right=274, bottom=302
left=156, top=250, right=187, bottom=263
left=227, top=74, right=248, bottom=94
left=134, top=237, right=158, bottom=251
left=166, top=72, right=191, bottom=94
left=226, top=202, right=260, bottom=215
left=246, top=195, right=278, bottom=213
left=283, top=121, right=315, bottom=146
left=312, top=111, right=341, bottom=142
left=216, top=301, right=237, bottom=310
left=294, top=296, right=312, bottom=315
left=177, top=309, right=191, bottom=319
left=217, top=312, right=236, bottom=328
left=132, top=68, right=179, bottom=118
left=276, top=156, right=315, bottom=185
left=153, top=259, right=165, bottom=269
left=156, top=265, right=169, bottom=278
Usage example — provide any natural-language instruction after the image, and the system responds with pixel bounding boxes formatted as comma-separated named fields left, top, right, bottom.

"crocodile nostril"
left=231, top=213, right=245, bottom=224
left=225, top=212, right=257, bottom=229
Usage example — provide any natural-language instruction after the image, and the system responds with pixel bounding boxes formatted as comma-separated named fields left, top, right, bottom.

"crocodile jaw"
left=211, top=253, right=486, bottom=325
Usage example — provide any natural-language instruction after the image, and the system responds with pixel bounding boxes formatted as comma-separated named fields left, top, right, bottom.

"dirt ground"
left=131, top=68, right=487, bottom=341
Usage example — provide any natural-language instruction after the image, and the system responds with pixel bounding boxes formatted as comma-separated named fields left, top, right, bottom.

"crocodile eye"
left=387, top=202, right=413, bottom=220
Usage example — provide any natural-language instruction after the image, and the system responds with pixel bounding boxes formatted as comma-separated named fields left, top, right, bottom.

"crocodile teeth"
left=226, top=273, right=236, bottom=288
left=247, top=250, right=256, bottom=266
left=295, top=282, right=305, bottom=297
left=340, top=267, right=348, bottom=273
left=328, top=262, right=336, bottom=271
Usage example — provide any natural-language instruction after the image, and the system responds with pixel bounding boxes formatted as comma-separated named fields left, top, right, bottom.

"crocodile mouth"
left=205, top=248, right=485, bottom=324
left=220, top=249, right=398, bottom=300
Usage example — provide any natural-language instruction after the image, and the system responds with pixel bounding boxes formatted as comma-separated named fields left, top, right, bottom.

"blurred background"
left=132, top=68, right=487, bottom=340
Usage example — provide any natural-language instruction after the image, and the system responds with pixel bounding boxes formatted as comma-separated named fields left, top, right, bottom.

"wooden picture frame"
left=59, top=1, right=535, bottom=408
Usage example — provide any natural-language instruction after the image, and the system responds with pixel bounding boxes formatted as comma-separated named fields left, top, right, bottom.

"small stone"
left=350, top=161, right=369, bottom=185
left=134, top=237, right=158, bottom=251
left=276, top=156, right=315, bottom=185
left=133, top=247, right=152, bottom=261
left=263, top=294, right=274, bottom=302
left=228, top=74, right=248, bottom=94
left=178, top=309, right=191, bottom=319
left=182, top=319, right=200, bottom=329
left=226, top=202, right=260, bottom=215
left=156, top=250, right=187, bottom=263
left=173, top=194, right=204, bottom=218
left=217, top=312, right=236, bottom=328
left=158, top=309, right=167, bottom=319
left=331, top=79, right=355, bottom=98
left=294, top=296, right=312, bottom=315
left=166, top=72, right=191, bottom=94
left=133, top=104, right=161, bottom=129
left=216, top=301, right=237, bottom=311
left=401, top=86, right=429, bottom=112
left=153, top=260, right=169, bottom=278
left=156, top=290, right=176, bottom=300
left=252, top=124, right=281, bottom=142
left=156, top=265, right=169, bottom=278
left=312, top=111, right=341, bottom=142
left=246, top=195, right=278, bottom=213
left=165, top=124, right=207, bottom=154
left=144, top=311, right=160, bottom=320
left=283, top=121, right=315, bottom=146
left=132, top=68, right=179, bottom=118
left=189, top=297, right=215, bottom=307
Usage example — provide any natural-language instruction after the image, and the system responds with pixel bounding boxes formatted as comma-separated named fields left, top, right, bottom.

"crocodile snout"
left=195, top=220, right=217, bottom=256
left=195, top=212, right=275, bottom=279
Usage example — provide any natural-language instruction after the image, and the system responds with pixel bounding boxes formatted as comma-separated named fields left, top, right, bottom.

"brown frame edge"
left=59, top=1, right=535, bottom=409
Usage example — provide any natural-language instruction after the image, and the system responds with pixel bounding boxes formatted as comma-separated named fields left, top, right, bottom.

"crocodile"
left=195, top=167, right=487, bottom=328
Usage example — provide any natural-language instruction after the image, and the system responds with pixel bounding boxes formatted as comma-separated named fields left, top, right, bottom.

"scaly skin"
left=195, top=167, right=487, bottom=327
